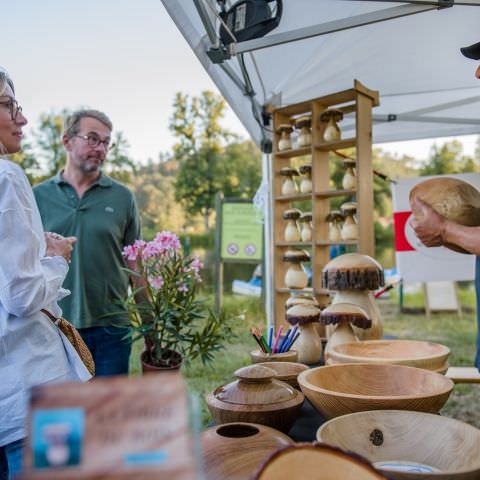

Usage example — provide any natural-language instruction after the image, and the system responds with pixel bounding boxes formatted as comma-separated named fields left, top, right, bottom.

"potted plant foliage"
left=122, top=231, right=232, bottom=372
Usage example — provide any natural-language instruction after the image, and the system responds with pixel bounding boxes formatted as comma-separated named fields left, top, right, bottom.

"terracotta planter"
left=201, top=422, right=293, bottom=480
left=141, top=349, right=182, bottom=374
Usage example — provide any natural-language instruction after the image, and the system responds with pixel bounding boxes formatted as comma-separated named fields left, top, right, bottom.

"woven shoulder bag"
left=41, top=309, right=95, bottom=376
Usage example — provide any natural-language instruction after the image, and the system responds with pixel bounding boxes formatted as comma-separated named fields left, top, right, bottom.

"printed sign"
left=221, top=202, right=263, bottom=261
left=392, top=173, right=479, bottom=283
left=19, top=374, right=198, bottom=479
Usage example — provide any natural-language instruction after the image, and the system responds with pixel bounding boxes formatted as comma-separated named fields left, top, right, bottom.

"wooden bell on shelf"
left=276, top=124, right=293, bottom=151
left=298, top=212, right=313, bottom=242
left=282, top=209, right=302, bottom=242
left=298, top=164, right=312, bottom=193
left=342, top=159, right=356, bottom=190
left=325, top=211, right=343, bottom=243
left=320, top=109, right=344, bottom=143
left=283, top=249, right=310, bottom=289
left=295, top=115, right=312, bottom=147
left=340, top=202, right=358, bottom=240
left=279, top=167, right=299, bottom=196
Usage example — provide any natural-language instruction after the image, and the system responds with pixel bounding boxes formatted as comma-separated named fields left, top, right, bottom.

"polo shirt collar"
left=54, top=170, right=112, bottom=188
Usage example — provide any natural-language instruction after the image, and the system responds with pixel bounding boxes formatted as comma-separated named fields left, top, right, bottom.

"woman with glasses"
left=0, top=68, right=91, bottom=479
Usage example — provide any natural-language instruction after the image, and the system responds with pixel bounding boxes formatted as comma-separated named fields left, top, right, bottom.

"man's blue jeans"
left=80, top=326, right=131, bottom=376
left=0, top=438, right=23, bottom=480
left=475, top=257, right=480, bottom=371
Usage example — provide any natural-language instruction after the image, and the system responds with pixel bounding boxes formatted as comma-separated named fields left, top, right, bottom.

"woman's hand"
left=45, top=232, right=77, bottom=262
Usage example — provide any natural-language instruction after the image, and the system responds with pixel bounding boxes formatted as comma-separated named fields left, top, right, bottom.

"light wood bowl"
left=201, top=422, right=293, bottom=480
left=317, top=410, right=480, bottom=479
left=261, top=362, right=309, bottom=389
left=250, top=349, right=298, bottom=363
left=254, top=443, right=388, bottom=479
left=328, top=340, right=450, bottom=372
left=298, top=363, right=453, bottom=419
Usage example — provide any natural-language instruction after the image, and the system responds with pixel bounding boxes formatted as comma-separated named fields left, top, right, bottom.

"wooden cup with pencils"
left=250, top=325, right=299, bottom=363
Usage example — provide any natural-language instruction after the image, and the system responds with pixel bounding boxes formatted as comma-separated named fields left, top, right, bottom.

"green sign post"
left=215, top=195, right=263, bottom=313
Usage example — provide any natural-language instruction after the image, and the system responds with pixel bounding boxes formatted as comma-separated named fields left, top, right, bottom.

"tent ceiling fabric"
left=162, top=1, right=480, bottom=147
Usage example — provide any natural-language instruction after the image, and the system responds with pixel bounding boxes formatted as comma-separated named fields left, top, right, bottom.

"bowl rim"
left=316, top=409, right=480, bottom=474
left=298, top=363, right=454, bottom=401
left=329, top=339, right=450, bottom=363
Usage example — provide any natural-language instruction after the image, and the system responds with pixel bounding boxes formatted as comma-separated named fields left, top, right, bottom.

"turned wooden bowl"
left=317, top=410, right=480, bottom=480
left=206, top=365, right=304, bottom=433
left=254, top=443, right=388, bottom=480
left=250, top=349, right=298, bottom=363
left=261, top=361, right=309, bottom=389
left=328, top=340, right=450, bottom=372
left=201, top=422, right=293, bottom=480
left=298, top=363, right=453, bottom=419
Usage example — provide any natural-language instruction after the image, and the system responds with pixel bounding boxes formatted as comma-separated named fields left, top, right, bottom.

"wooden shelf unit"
left=272, top=80, right=379, bottom=329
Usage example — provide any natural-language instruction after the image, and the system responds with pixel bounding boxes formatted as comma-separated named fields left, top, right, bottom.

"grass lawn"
left=130, top=290, right=480, bottom=429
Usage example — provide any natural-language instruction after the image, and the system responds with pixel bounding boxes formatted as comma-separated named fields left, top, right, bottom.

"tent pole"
left=262, top=152, right=274, bottom=329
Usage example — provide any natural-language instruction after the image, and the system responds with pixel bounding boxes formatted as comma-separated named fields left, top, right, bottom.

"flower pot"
left=141, top=349, right=182, bottom=374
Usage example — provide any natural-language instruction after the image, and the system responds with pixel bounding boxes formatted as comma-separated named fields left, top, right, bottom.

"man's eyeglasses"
left=75, top=133, right=111, bottom=149
left=0, top=97, right=23, bottom=122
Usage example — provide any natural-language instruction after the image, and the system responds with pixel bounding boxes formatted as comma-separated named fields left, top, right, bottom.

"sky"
left=3, top=0, right=478, bottom=164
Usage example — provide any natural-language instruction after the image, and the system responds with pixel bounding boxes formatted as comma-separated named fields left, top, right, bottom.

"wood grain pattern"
left=298, top=363, right=453, bottom=419
left=201, top=423, right=293, bottom=480
left=317, top=410, right=480, bottom=480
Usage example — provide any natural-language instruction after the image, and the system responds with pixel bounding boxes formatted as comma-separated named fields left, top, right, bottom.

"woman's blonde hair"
left=0, top=68, right=16, bottom=155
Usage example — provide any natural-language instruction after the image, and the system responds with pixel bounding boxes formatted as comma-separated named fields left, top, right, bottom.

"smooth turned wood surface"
left=201, top=422, right=293, bottom=480
left=254, top=443, right=388, bottom=480
left=250, top=349, right=298, bottom=363
left=317, top=410, right=480, bottom=480
left=298, top=364, right=453, bottom=419
left=446, top=366, right=480, bottom=383
left=261, top=361, right=309, bottom=389
left=328, top=340, right=450, bottom=371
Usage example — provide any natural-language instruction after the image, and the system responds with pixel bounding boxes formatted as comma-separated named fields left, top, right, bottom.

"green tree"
left=10, top=138, right=40, bottom=183
left=170, top=91, right=238, bottom=230
left=420, top=140, right=476, bottom=176
left=104, top=131, right=136, bottom=183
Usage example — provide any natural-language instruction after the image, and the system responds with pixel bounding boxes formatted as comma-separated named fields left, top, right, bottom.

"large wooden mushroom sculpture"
left=322, top=253, right=384, bottom=340
left=283, top=249, right=310, bottom=290
left=321, top=303, right=371, bottom=361
left=283, top=208, right=302, bottom=242
left=286, top=304, right=322, bottom=364
left=285, top=294, right=325, bottom=339
left=320, top=109, right=344, bottom=142
left=279, top=167, right=299, bottom=195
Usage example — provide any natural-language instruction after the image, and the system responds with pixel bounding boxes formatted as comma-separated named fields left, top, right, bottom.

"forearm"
left=442, top=222, right=480, bottom=256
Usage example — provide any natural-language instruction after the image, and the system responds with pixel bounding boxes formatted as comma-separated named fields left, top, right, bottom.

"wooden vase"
left=206, top=365, right=304, bottom=433
left=201, top=422, right=293, bottom=480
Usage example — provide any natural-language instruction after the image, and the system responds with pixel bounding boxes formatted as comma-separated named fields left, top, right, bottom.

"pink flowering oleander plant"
left=123, top=231, right=232, bottom=368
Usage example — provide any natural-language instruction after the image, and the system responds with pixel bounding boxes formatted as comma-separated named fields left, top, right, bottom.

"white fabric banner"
left=392, top=173, right=480, bottom=283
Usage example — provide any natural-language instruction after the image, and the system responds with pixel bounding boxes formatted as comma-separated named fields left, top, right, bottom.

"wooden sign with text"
left=18, top=372, right=198, bottom=479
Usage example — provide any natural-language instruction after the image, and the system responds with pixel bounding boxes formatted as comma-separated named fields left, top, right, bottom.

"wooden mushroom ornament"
left=340, top=202, right=358, bottom=240
left=298, top=164, right=312, bottom=193
left=276, top=124, right=293, bottom=151
left=298, top=212, right=313, bottom=242
left=320, top=109, right=343, bottom=142
left=322, top=253, right=384, bottom=340
left=286, top=294, right=325, bottom=338
left=286, top=304, right=322, bottom=365
left=283, top=249, right=310, bottom=289
left=321, top=303, right=371, bottom=361
left=325, top=211, right=343, bottom=243
left=342, top=159, right=356, bottom=190
left=279, top=167, right=299, bottom=195
left=295, top=115, right=312, bottom=147
left=282, top=209, right=302, bottom=242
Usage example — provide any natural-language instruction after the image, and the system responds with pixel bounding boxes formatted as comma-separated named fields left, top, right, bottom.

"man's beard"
left=80, top=155, right=104, bottom=173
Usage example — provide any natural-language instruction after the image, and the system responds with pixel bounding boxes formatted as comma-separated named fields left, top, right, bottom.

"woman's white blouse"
left=0, top=159, right=91, bottom=447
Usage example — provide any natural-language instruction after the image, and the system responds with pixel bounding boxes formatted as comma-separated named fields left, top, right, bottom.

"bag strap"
left=41, top=308, right=61, bottom=325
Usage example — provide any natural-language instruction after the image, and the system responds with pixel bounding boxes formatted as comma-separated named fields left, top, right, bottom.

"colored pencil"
left=271, top=325, right=283, bottom=353
left=267, top=326, right=273, bottom=349
left=260, top=334, right=271, bottom=353
left=251, top=333, right=265, bottom=352
left=278, top=328, right=291, bottom=353
left=285, top=331, right=300, bottom=351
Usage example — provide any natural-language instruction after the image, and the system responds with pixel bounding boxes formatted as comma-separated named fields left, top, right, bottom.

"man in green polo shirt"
left=34, top=109, right=141, bottom=376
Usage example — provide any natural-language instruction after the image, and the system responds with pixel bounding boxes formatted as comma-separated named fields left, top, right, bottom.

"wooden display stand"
left=272, top=80, right=379, bottom=329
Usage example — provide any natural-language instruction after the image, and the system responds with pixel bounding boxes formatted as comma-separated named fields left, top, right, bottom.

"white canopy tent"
left=161, top=0, right=480, bottom=323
